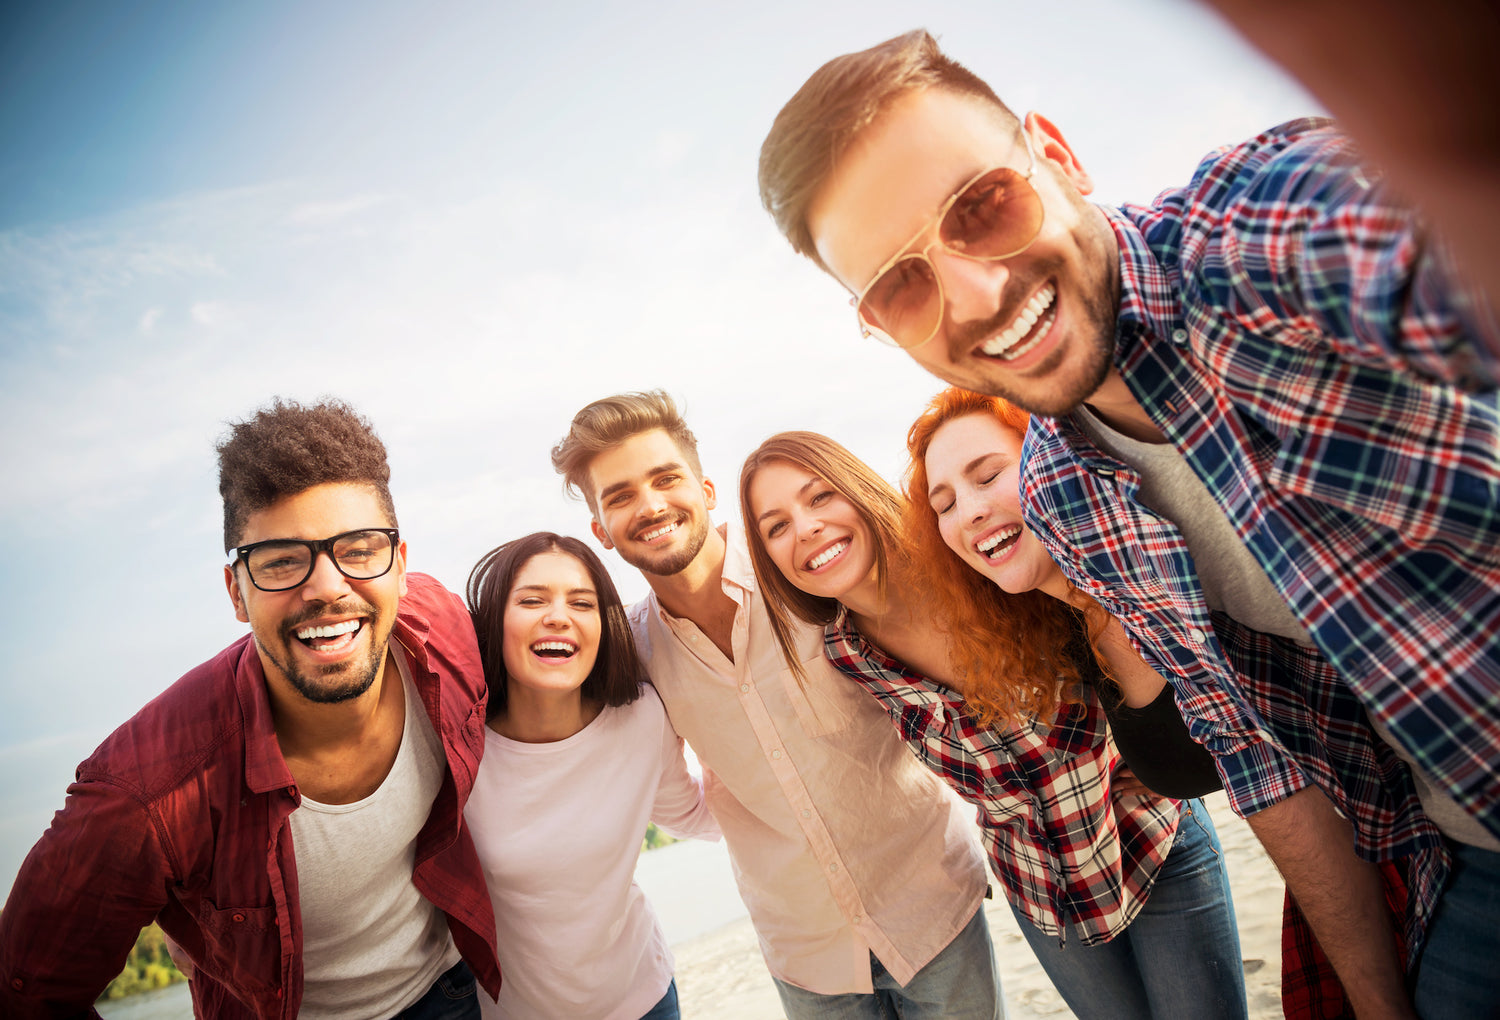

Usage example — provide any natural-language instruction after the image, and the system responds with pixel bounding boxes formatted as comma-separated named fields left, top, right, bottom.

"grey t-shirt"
left=1075, top=406, right=1497, bottom=850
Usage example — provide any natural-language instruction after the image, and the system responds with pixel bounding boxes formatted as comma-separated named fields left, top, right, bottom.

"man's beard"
left=943, top=256, right=1117, bottom=417
left=260, top=599, right=387, bottom=704
left=618, top=514, right=711, bottom=578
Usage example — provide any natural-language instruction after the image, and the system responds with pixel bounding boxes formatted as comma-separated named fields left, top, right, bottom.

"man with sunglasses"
left=0, top=398, right=500, bottom=1019
left=760, top=29, right=1499, bottom=1020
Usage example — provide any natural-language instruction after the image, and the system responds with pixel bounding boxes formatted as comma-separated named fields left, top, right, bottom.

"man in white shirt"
left=551, top=390, right=1002, bottom=1019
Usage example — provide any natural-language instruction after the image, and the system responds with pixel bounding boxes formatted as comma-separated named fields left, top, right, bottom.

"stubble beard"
left=942, top=250, right=1118, bottom=417
left=260, top=600, right=387, bottom=705
left=619, top=514, right=711, bottom=578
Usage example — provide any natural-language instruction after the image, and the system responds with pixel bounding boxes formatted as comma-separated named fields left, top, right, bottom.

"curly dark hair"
left=466, top=532, right=646, bottom=721
left=217, top=397, right=397, bottom=552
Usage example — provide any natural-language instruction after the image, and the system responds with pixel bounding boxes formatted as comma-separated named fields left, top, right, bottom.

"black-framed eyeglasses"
left=232, top=528, right=400, bottom=592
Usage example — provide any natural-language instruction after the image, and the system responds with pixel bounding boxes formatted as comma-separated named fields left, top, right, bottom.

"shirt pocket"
left=195, top=900, right=283, bottom=1000
left=781, top=653, right=865, bottom=738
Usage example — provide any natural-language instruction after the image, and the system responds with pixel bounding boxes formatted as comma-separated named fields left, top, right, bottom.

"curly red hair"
left=904, top=388, right=1099, bottom=728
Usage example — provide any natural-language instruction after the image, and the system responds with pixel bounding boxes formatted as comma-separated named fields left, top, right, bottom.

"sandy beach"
left=667, top=793, right=1284, bottom=1019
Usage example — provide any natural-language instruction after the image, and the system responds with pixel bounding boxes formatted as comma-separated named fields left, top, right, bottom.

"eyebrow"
left=756, top=475, right=823, bottom=524
left=596, top=461, right=686, bottom=504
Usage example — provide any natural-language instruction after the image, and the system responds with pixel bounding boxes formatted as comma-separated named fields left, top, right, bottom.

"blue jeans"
left=1413, top=841, right=1500, bottom=1020
left=392, top=960, right=480, bottom=1020
left=773, top=903, right=1006, bottom=1019
left=638, top=978, right=680, bottom=1020
left=1012, top=799, right=1247, bottom=1020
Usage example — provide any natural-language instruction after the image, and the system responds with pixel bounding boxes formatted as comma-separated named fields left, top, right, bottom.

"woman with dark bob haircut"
left=742, top=434, right=1245, bottom=1020
left=463, top=532, right=717, bottom=1020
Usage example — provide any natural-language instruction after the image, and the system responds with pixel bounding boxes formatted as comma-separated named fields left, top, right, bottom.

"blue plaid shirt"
left=1023, top=119, right=1497, bottom=950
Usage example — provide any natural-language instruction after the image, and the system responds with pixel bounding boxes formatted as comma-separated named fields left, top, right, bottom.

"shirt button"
left=232, top=912, right=246, bottom=923
left=771, top=749, right=782, bottom=760
left=1188, top=628, right=1208, bottom=645
left=740, top=683, right=750, bottom=693
left=1171, top=328, right=1188, bottom=345
left=829, top=863, right=839, bottom=874
left=853, top=914, right=865, bottom=924
left=10, top=978, right=23, bottom=991
left=801, top=809, right=812, bottom=819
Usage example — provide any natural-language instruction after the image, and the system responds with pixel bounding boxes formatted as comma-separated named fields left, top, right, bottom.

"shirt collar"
left=1100, top=203, right=1180, bottom=365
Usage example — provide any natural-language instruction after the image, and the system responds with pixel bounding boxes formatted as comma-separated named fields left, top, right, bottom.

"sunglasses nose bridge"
left=926, top=242, right=1015, bottom=330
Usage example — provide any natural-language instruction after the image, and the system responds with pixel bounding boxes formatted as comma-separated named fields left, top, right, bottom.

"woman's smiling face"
left=748, top=459, right=876, bottom=602
left=923, top=411, right=1059, bottom=595
left=501, top=549, right=602, bottom=700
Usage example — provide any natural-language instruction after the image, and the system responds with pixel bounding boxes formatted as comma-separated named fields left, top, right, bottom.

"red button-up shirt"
left=0, top=572, right=500, bottom=1018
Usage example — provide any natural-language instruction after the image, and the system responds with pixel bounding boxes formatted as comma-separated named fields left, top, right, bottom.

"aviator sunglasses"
left=853, top=131, right=1042, bottom=350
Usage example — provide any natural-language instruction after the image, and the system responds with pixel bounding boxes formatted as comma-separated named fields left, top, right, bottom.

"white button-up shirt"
left=628, top=522, right=986, bottom=993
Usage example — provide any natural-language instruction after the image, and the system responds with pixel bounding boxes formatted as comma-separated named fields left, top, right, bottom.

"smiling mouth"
left=636, top=519, right=680, bottom=543
left=531, top=640, right=579, bottom=660
left=975, top=526, right=1021, bottom=562
left=980, top=282, right=1056, bottom=360
left=806, top=540, right=848, bottom=571
left=295, top=618, right=364, bottom=652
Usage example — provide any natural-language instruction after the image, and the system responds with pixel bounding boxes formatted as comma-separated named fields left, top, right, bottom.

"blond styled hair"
left=758, top=29, right=1019, bottom=273
left=551, top=390, right=703, bottom=513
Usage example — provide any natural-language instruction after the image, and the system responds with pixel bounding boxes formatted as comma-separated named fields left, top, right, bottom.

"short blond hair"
left=759, top=29, right=1018, bottom=273
left=551, top=390, right=703, bottom=514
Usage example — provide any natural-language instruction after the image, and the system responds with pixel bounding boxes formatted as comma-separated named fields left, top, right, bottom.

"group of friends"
left=2, top=25, right=1498, bottom=1020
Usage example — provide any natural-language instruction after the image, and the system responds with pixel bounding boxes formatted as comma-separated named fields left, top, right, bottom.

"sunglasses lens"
left=858, top=256, right=942, bottom=349
left=940, top=167, right=1043, bottom=258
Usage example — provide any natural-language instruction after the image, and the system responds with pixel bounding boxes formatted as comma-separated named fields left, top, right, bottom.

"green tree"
left=641, top=821, right=679, bottom=851
left=98, top=923, right=186, bottom=1002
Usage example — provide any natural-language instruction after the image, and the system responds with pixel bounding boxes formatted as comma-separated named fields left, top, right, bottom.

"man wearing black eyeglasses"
left=0, top=398, right=501, bottom=1020
left=761, top=29, right=1500, bottom=1020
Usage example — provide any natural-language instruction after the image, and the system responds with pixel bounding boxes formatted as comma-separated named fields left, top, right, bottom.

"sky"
left=0, top=0, right=1319, bottom=896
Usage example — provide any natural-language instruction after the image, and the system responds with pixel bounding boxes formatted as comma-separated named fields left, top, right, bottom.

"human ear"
left=590, top=518, right=616, bottom=551
left=225, top=564, right=251, bottom=624
left=1025, top=111, right=1095, bottom=196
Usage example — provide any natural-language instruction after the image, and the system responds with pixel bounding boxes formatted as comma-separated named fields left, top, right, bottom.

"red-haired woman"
left=741, top=433, right=1245, bottom=1020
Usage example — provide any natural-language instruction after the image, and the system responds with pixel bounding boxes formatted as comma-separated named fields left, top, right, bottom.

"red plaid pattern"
left=825, top=614, right=1179, bottom=945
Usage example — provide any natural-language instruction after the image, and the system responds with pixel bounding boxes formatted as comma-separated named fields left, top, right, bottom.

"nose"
left=638, top=487, right=669, bottom=518
left=931, top=246, right=1012, bottom=329
left=300, top=549, right=354, bottom=602
left=541, top=599, right=569, bottom=627
left=953, top=485, right=988, bottom=527
left=794, top=510, right=823, bottom=543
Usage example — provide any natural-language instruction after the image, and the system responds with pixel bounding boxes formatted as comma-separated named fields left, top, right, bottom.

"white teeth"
left=976, top=526, right=1021, bottom=556
left=807, top=541, right=848, bottom=570
left=981, top=283, right=1056, bottom=358
left=640, top=521, right=678, bottom=542
left=296, top=619, right=361, bottom=640
left=531, top=641, right=576, bottom=655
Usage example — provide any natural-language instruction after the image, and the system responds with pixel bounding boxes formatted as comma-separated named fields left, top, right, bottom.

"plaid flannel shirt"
left=824, top=614, right=1179, bottom=946
left=1022, top=118, right=1477, bottom=957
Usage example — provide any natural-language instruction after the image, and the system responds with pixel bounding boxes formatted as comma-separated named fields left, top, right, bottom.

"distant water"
left=93, top=837, right=745, bottom=1018
left=633, top=834, right=746, bottom=944
left=95, top=982, right=191, bottom=1019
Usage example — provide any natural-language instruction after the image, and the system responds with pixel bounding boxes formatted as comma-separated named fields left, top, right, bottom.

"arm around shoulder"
left=645, top=686, right=720, bottom=842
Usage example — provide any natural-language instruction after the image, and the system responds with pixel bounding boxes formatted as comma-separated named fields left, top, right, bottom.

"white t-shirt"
left=288, top=647, right=460, bottom=1019
left=465, top=684, right=718, bottom=1020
